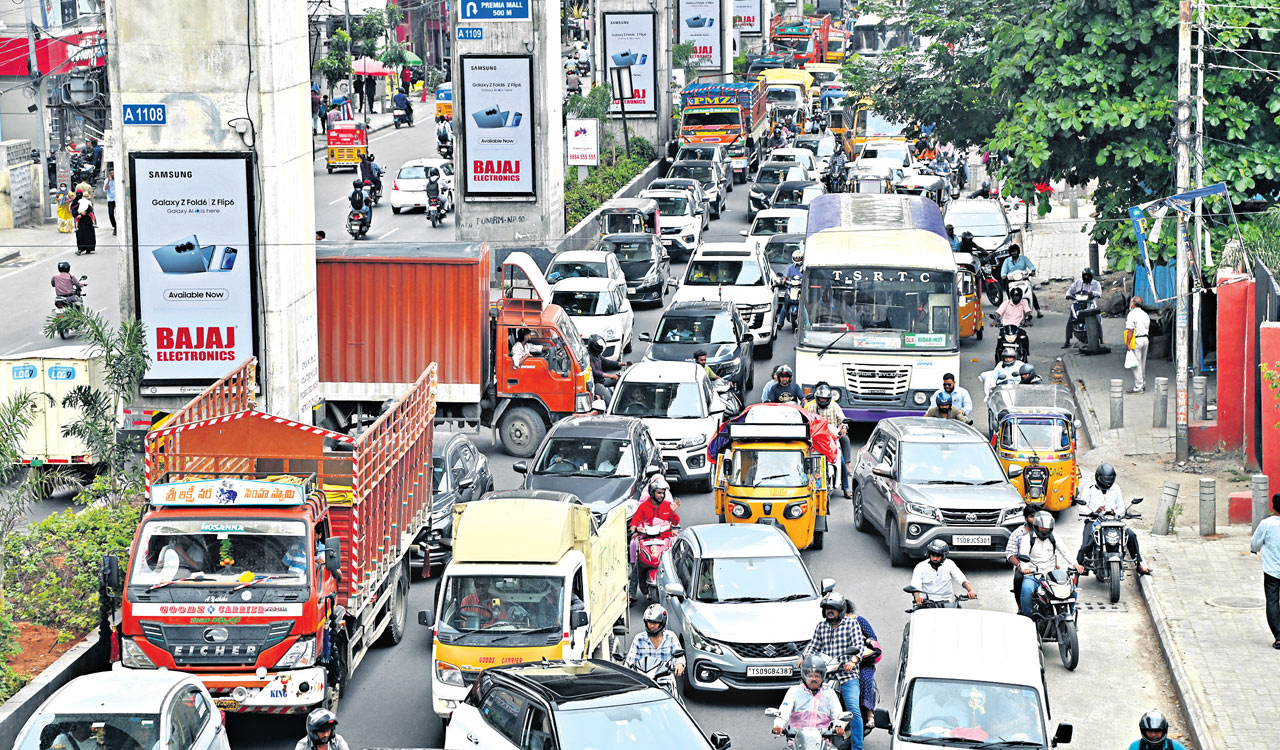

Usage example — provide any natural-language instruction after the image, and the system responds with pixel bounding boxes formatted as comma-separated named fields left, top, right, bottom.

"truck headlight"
left=690, top=626, right=723, bottom=655
left=121, top=638, right=157, bottom=669
left=274, top=636, right=317, bottom=669
left=680, top=434, right=707, bottom=449
left=912, top=391, right=929, bottom=406
left=904, top=500, right=941, bottom=522
left=437, top=660, right=466, bottom=686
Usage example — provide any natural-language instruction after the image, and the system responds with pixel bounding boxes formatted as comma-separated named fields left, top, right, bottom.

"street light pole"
left=1174, top=0, right=1193, bottom=461
left=23, top=0, right=50, bottom=219
left=345, top=0, right=355, bottom=112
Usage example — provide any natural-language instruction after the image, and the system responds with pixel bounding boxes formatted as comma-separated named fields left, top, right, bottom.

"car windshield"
left=128, top=519, right=310, bottom=586
left=433, top=456, right=447, bottom=491
left=398, top=165, right=429, bottom=179
left=685, top=259, right=766, bottom=286
left=535, top=437, right=636, bottom=476
left=694, top=554, right=815, bottom=602
left=766, top=240, right=804, bottom=267
left=613, top=381, right=706, bottom=419
left=902, top=678, right=1047, bottom=745
left=556, top=698, right=713, bottom=750
left=553, top=290, right=619, bottom=316
left=860, top=146, right=907, bottom=163
left=756, top=167, right=787, bottom=186
left=800, top=268, right=957, bottom=352
left=547, top=260, right=608, bottom=282
left=683, top=111, right=740, bottom=127
left=948, top=210, right=1009, bottom=238
left=602, top=212, right=652, bottom=234
left=730, top=449, right=807, bottom=487
left=605, top=241, right=657, bottom=262
left=655, top=195, right=691, bottom=215
left=18, top=713, right=161, bottom=750
left=772, top=187, right=810, bottom=206
left=899, top=441, right=1008, bottom=484
left=439, top=575, right=565, bottom=633
left=671, top=165, right=714, bottom=183
left=767, top=87, right=802, bottom=105
left=752, top=215, right=803, bottom=236
left=1001, top=417, right=1071, bottom=452
left=654, top=314, right=736, bottom=344
left=678, top=148, right=717, bottom=161
left=772, top=152, right=808, bottom=166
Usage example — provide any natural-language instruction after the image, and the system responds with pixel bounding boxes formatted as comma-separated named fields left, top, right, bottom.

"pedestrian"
left=1249, top=492, right=1280, bottom=650
left=55, top=182, right=74, bottom=233
left=72, top=190, right=96, bottom=255
left=363, top=75, right=376, bottom=114
left=326, top=102, right=343, bottom=130
left=1124, top=295, right=1151, bottom=393
left=354, top=75, right=365, bottom=112
left=104, top=167, right=117, bottom=236
left=311, top=85, right=322, bottom=134
left=319, top=95, right=330, bottom=133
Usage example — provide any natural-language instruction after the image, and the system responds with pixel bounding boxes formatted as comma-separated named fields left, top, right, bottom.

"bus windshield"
left=800, top=268, right=957, bottom=352
left=856, top=111, right=909, bottom=140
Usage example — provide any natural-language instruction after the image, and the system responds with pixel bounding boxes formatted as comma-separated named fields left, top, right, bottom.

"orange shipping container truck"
left=108, top=358, right=435, bottom=715
left=314, top=243, right=595, bottom=457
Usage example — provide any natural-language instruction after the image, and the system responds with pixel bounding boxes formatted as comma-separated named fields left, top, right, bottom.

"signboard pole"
left=22, top=0, right=50, bottom=219
left=612, top=65, right=633, bottom=159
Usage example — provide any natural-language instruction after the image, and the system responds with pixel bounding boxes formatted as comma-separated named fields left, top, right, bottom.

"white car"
left=390, top=158, right=455, bottom=214
left=546, top=250, right=628, bottom=300
left=739, top=208, right=809, bottom=258
left=671, top=242, right=777, bottom=358
left=768, top=147, right=822, bottom=181
left=15, top=667, right=230, bottom=750
left=794, top=134, right=838, bottom=173
left=552, top=276, right=634, bottom=358
left=607, top=360, right=725, bottom=491
left=643, top=188, right=704, bottom=259
left=856, top=139, right=913, bottom=175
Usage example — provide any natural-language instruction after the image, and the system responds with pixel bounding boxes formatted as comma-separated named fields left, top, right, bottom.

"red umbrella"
left=353, top=57, right=392, bottom=76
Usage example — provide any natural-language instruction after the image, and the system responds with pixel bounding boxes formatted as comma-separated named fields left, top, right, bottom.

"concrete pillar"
left=1152, top=481, right=1180, bottom=536
left=1253, top=474, right=1271, bottom=533
left=597, top=2, right=672, bottom=152
left=106, top=0, right=319, bottom=422
left=1191, top=375, right=1208, bottom=420
left=1109, top=378, right=1124, bottom=429
left=1153, top=377, right=1169, bottom=428
left=451, top=0, right=565, bottom=245
left=1199, top=477, right=1216, bottom=536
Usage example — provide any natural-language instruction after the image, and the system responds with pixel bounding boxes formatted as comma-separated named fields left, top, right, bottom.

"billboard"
left=603, top=12, right=657, bottom=115
left=566, top=118, right=599, bottom=166
left=459, top=55, right=536, bottom=197
left=129, top=153, right=257, bottom=386
left=733, top=0, right=762, bottom=34
left=678, top=0, right=724, bottom=71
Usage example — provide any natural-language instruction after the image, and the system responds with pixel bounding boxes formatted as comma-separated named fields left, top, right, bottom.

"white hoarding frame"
left=733, top=0, right=763, bottom=35
left=602, top=11, right=658, bottom=115
left=566, top=118, right=600, bottom=166
left=678, top=0, right=724, bottom=72
left=459, top=55, right=537, bottom=198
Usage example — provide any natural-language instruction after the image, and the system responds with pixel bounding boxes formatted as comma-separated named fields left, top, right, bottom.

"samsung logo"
left=149, top=170, right=193, bottom=178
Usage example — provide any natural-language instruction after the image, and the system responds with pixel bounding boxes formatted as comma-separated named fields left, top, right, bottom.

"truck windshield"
left=553, top=290, right=619, bottom=316
left=439, top=575, right=564, bottom=633
left=694, top=554, right=815, bottom=603
left=17, top=713, right=161, bottom=750
left=901, top=678, right=1046, bottom=745
left=612, top=381, right=706, bottom=419
left=800, top=268, right=957, bottom=352
left=773, top=36, right=814, bottom=54
left=128, top=519, right=310, bottom=587
left=535, top=437, right=636, bottom=476
left=729, top=449, right=807, bottom=487
left=682, top=111, right=740, bottom=128
left=767, top=87, right=802, bottom=105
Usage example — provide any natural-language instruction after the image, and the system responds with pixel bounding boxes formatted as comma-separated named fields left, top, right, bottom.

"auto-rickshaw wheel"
left=976, top=324, right=983, bottom=340
left=811, top=529, right=824, bottom=550
left=327, top=165, right=334, bottom=173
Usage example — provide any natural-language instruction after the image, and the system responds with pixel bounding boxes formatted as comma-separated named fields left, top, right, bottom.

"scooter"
left=1005, top=268, right=1034, bottom=304
left=1017, top=556, right=1081, bottom=671
left=903, top=585, right=968, bottom=612
left=635, top=518, right=676, bottom=604
left=364, top=179, right=382, bottom=206
left=629, top=650, right=685, bottom=705
left=714, top=378, right=742, bottom=418
left=1079, top=497, right=1144, bottom=604
left=427, top=195, right=445, bottom=228
left=52, top=277, right=88, bottom=340
left=1069, top=291, right=1108, bottom=353
left=765, top=708, right=854, bottom=750
left=991, top=323, right=1030, bottom=364
left=346, top=206, right=370, bottom=239
left=392, top=108, right=414, bottom=129
left=439, top=139, right=454, bottom=160
left=778, top=275, right=802, bottom=331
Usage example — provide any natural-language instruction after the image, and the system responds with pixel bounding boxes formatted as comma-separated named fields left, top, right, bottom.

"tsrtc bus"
left=797, top=194, right=959, bottom=421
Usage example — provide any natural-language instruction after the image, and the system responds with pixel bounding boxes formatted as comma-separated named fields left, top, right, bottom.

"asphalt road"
left=0, top=240, right=121, bottom=358
left=228, top=177, right=1185, bottom=750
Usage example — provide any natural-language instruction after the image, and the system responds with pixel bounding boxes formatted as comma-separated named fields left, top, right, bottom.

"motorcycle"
left=1017, top=556, right=1081, bottom=671
left=971, top=249, right=1004, bottom=306
left=1068, top=292, right=1107, bottom=353
left=765, top=708, right=854, bottom=750
left=427, top=195, right=444, bottom=228
left=392, top=108, right=414, bottom=129
left=346, top=207, right=370, bottom=239
left=52, top=277, right=88, bottom=340
left=777, top=275, right=802, bottom=332
left=991, top=323, right=1029, bottom=364
left=1079, top=497, right=1144, bottom=603
left=439, top=140, right=454, bottom=160
left=903, top=585, right=968, bottom=612
left=714, top=378, right=742, bottom=418
left=629, top=650, right=685, bottom=705
left=634, top=518, right=676, bottom=604
left=576, top=58, right=590, bottom=76
left=363, top=179, right=382, bottom=206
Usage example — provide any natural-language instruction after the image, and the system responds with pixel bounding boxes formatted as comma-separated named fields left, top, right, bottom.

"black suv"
left=640, top=300, right=755, bottom=392
left=596, top=233, right=672, bottom=306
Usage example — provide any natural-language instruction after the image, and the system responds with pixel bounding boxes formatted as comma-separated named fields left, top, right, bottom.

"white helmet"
left=792, top=249, right=805, bottom=264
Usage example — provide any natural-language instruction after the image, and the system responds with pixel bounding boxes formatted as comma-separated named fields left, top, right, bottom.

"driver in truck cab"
left=460, top=579, right=506, bottom=627
left=153, top=536, right=208, bottom=579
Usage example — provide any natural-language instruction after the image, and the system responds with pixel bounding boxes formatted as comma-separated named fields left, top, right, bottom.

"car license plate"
left=953, top=535, right=991, bottom=546
left=213, top=698, right=240, bottom=711
left=746, top=665, right=794, bottom=677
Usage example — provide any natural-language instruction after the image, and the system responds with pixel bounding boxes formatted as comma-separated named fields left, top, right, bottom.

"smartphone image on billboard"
left=685, top=15, right=713, bottom=27
left=209, top=247, right=238, bottom=272
left=510, top=113, right=523, bottom=127
left=473, top=107, right=510, bottom=128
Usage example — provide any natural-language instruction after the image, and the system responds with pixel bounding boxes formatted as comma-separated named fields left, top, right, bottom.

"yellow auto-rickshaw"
left=955, top=251, right=985, bottom=340
left=986, top=384, right=1080, bottom=511
left=325, top=120, right=368, bottom=173
left=712, top=404, right=833, bottom=550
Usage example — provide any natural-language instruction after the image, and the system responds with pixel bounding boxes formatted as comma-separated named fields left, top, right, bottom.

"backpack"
left=349, top=191, right=364, bottom=210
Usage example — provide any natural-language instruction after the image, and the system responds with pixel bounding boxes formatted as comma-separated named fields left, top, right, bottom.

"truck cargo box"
left=0, top=345, right=106, bottom=465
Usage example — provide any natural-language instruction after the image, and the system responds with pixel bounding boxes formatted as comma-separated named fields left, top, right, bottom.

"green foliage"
left=4, top=503, right=142, bottom=634
left=1243, top=205, right=1280, bottom=275
left=671, top=42, right=701, bottom=86
left=564, top=157, right=649, bottom=230
left=630, top=136, right=657, bottom=164
left=734, top=53, right=747, bottom=77
left=803, top=3, right=815, bottom=14
left=350, top=13, right=387, bottom=59
left=380, top=40, right=410, bottom=71
left=0, top=604, right=26, bottom=703
left=316, top=30, right=353, bottom=94
left=566, top=86, right=621, bottom=155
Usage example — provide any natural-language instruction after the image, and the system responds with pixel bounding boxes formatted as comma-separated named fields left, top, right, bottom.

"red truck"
left=105, top=357, right=435, bottom=715
left=679, top=80, right=768, bottom=182
left=769, top=15, right=833, bottom=65
left=314, top=243, right=595, bottom=457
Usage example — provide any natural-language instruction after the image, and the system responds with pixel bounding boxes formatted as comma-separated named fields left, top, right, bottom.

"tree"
left=316, top=29, right=353, bottom=95
left=43, top=308, right=150, bottom=506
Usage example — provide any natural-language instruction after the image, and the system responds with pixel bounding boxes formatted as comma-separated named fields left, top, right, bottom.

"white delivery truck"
left=0, top=346, right=105, bottom=468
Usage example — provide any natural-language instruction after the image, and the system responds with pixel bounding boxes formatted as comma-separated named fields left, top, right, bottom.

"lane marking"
left=377, top=227, right=400, bottom=240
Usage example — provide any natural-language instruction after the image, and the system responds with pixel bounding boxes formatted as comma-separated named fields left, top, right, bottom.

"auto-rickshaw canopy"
left=599, top=198, right=659, bottom=236
left=709, top=402, right=837, bottom=463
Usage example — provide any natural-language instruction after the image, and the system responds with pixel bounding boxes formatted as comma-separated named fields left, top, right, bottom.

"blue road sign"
left=460, top=0, right=529, bottom=21
left=457, top=26, right=484, bottom=39
left=122, top=104, right=167, bottom=126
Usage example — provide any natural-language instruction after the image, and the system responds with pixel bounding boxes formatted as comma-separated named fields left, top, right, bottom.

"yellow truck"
left=422, top=491, right=629, bottom=720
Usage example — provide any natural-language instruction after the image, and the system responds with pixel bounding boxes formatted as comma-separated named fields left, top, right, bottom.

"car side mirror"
left=873, top=708, right=893, bottom=732
left=102, top=554, right=120, bottom=590
left=666, top=279, right=678, bottom=290
left=664, top=581, right=687, bottom=599
left=640, top=332, right=653, bottom=342
left=570, top=609, right=589, bottom=629
left=418, top=609, right=434, bottom=627
left=1053, top=722, right=1073, bottom=745
left=645, top=464, right=663, bottom=477
left=324, top=537, right=343, bottom=575
left=871, top=463, right=893, bottom=479
left=820, top=577, right=836, bottom=594
left=513, top=460, right=528, bottom=474
left=661, top=252, right=671, bottom=260
left=738, top=229, right=749, bottom=237
left=457, top=476, right=476, bottom=490
left=1007, top=465, right=1023, bottom=479
left=709, top=733, right=732, bottom=750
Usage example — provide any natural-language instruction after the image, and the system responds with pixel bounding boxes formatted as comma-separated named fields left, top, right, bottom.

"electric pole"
left=1175, top=0, right=1193, bottom=461
left=345, top=0, right=355, bottom=111
left=23, top=0, right=50, bottom=219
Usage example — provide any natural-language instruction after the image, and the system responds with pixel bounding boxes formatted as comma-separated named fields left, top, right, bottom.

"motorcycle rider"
left=762, top=364, right=805, bottom=404
left=392, top=87, right=413, bottom=125
left=1077, top=464, right=1152, bottom=574
left=358, top=153, right=382, bottom=198
left=773, top=655, right=848, bottom=741
left=780, top=249, right=804, bottom=325
left=957, top=230, right=979, bottom=255
left=624, top=604, right=686, bottom=676
left=992, top=286, right=1033, bottom=328
left=1017, top=512, right=1084, bottom=617
left=1129, top=710, right=1187, bottom=750
left=424, top=170, right=444, bottom=217
left=999, top=244, right=1043, bottom=317
left=924, top=391, right=965, bottom=421
left=347, top=179, right=371, bottom=229
left=967, top=179, right=994, bottom=199
left=296, top=708, right=350, bottom=750
left=1005, top=503, right=1046, bottom=607
left=629, top=476, right=680, bottom=600
left=946, top=224, right=961, bottom=252
left=692, top=350, right=720, bottom=382
left=911, top=540, right=978, bottom=607
left=799, top=592, right=863, bottom=746
left=1063, top=267, right=1103, bottom=348
left=51, top=261, right=84, bottom=307
left=1018, top=364, right=1043, bottom=385
left=932, top=373, right=974, bottom=416
left=436, top=116, right=454, bottom=152
left=586, top=334, right=623, bottom=401
left=807, top=382, right=851, bottom=498
left=981, top=347, right=1027, bottom=396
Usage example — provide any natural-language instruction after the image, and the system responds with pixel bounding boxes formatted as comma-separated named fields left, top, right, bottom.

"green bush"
left=0, top=604, right=26, bottom=702
left=564, top=156, right=649, bottom=230
left=4, top=502, right=141, bottom=633
left=629, top=137, right=656, bottom=164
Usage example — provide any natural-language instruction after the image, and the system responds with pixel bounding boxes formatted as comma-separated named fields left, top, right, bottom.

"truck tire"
left=378, top=560, right=409, bottom=646
left=499, top=406, right=546, bottom=458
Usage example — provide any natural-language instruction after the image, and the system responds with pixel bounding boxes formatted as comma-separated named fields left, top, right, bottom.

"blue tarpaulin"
left=1134, top=262, right=1176, bottom=309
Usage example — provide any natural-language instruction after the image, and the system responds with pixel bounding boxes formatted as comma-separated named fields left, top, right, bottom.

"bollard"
left=1191, top=376, right=1208, bottom=420
left=1153, top=377, right=1169, bottom=428
left=1199, top=477, right=1217, bottom=536
left=1109, top=379, right=1124, bottom=429
left=1254, top=474, right=1271, bottom=533
left=1152, top=481, right=1180, bottom=535
left=1089, top=242, right=1100, bottom=275
left=1070, top=197, right=1079, bottom=219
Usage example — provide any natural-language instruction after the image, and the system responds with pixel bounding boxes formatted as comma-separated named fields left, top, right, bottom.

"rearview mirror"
left=903, top=585, right=920, bottom=594
left=1131, top=497, right=1144, bottom=504
left=709, top=733, right=732, bottom=750
left=570, top=609, right=589, bottom=629
left=1053, top=722, right=1074, bottom=745
left=805, top=455, right=823, bottom=475
left=664, top=581, right=687, bottom=599
left=325, top=537, right=343, bottom=575
left=456, top=476, right=475, bottom=490
left=820, top=577, right=836, bottom=594
left=871, top=463, right=893, bottom=479
left=1007, top=465, right=1023, bottom=479
left=639, top=332, right=653, bottom=342
left=418, top=608, right=434, bottom=627
left=101, top=554, right=120, bottom=590
left=645, top=464, right=663, bottom=477
left=873, top=708, right=893, bottom=732
left=738, top=229, right=749, bottom=237
left=513, top=460, right=529, bottom=474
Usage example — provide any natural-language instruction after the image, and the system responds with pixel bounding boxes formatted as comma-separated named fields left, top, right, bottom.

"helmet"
left=1009, top=287, right=1023, bottom=303
left=819, top=591, right=848, bottom=616
left=926, top=539, right=950, bottom=559
left=367, top=153, right=375, bottom=161
left=353, top=179, right=363, bottom=188
left=58, top=261, right=70, bottom=273
left=1138, top=711, right=1169, bottom=743
left=934, top=391, right=952, bottom=409
left=1000, top=346, right=1019, bottom=362
left=961, top=231, right=974, bottom=240
left=792, top=249, right=804, bottom=264
left=1032, top=511, right=1055, bottom=540
left=800, top=654, right=827, bottom=680
left=648, top=475, right=670, bottom=497
left=1081, top=267, right=1094, bottom=281
left=981, top=180, right=991, bottom=189
left=1019, top=364, right=1036, bottom=380
left=813, top=382, right=833, bottom=406
left=775, top=364, right=794, bottom=380
left=1095, top=463, right=1117, bottom=492
left=586, top=334, right=605, bottom=355
left=642, top=603, right=668, bottom=632
left=306, top=708, right=339, bottom=742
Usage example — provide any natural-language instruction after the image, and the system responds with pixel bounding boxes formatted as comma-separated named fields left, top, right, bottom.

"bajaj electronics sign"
left=678, top=0, right=723, bottom=71
left=461, top=56, right=536, bottom=197
left=603, top=13, right=656, bottom=115
left=733, top=0, right=762, bottom=34
left=129, top=153, right=257, bottom=385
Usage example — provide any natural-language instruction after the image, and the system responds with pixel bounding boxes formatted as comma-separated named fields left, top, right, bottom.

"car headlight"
left=690, top=626, right=723, bottom=655
left=718, top=358, right=742, bottom=376
left=683, top=234, right=695, bottom=242
left=904, top=500, right=941, bottom=522
left=1001, top=504, right=1027, bottom=524
left=274, top=636, right=317, bottom=669
left=640, top=272, right=659, bottom=285
left=121, top=638, right=157, bottom=669
left=680, top=434, right=708, bottom=449
left=436, top=660, right=466, bottom=686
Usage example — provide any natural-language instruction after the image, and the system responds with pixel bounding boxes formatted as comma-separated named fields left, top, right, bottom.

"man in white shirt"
left=1125, top=295, right=1151, bottom=393
left=932, top=372, right=973, bottom=416
left=1076, top=463, right=1151, bottom=574
left=910, top=540, right=977, bottom=605
left=1017, top=512, right=1081, bottom=616
left=511, top=328, right=542, bottom=367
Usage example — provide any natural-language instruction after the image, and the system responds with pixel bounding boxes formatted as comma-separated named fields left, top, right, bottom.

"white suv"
left=670, top=242, right=777, bottom=358
left=643, top=188, right=704, bottom=259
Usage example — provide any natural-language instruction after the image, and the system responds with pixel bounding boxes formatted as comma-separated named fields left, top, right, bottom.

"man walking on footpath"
left=1250, top=493, right=1280, bottom=649
left=1125, top=295, right=1150, bottom=393
left=104, top=167, right=117, bottom=236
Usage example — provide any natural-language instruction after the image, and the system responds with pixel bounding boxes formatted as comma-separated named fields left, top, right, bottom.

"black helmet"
left=642, top=603, right=668, bottom=632
left=800, top=654, right=827, bottom=680
left=58, top=261, right=70, bottom=272
left=1019, top=364, right=1036, bottom=380
left=1081, top=267, right=1094, bottom=281
left=306, top=708, right=338, bottom=742
left=1032, top=511, right=1055, bottom=540
left=775, top=364, right=794, bottom=380
left=981, top=180, right=991, bottom=189
left=353, top=179, right=363, bottom=189
left=1000, top=346, right=1019, bottom=362
left=819, top=591, right=847, bottom=615
left=1095, top=463, right=1116, bottom=491
left=813, top=382, right=833, bottom=406
left=1009, top=287, right=1023, bottom=303
left=1138, top=710, right=1169, bottom=745
left=586, top=334, right=605, bottom=355
left=925, top=539, right=949, bottom=559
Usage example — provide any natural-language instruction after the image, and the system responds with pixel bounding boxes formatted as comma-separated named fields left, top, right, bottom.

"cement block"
left=1228, top=491, right=1253, bottom=525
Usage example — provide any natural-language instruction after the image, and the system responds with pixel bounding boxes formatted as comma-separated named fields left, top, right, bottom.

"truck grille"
left=939, top=509, right=1002, bottom=525
left=728, top=640, right=808, bottom=659
left=842, top=365, right=910, bottom=402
